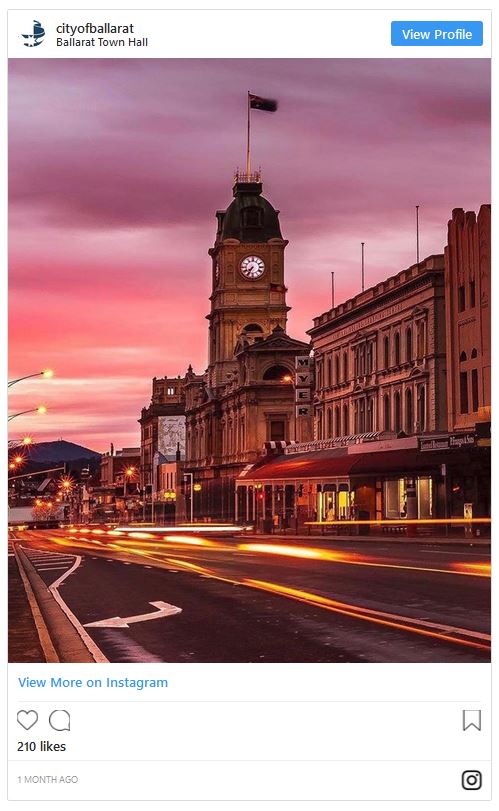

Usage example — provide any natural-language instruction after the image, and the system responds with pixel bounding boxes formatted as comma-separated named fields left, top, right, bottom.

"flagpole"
left=416, top=205, right=420, bottom=264
left=361, top=242, right=365, bottom=292
left=246, top=91, right=251, bottom=176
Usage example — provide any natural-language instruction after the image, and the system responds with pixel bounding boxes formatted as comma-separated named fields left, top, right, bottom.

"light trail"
left=238, top=543, right=491, bottom=578
left=16, top=529, right=490, bottom=652
left=240, top=579, right=491, bottom=652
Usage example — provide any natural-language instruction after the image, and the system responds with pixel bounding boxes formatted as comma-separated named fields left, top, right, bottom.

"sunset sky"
left=8, top=58, right=490, bottom=452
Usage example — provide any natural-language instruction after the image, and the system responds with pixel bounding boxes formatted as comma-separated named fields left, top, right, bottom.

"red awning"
left=238, top=446, right=487, bottom=483
left=239, top=449, right=356, bottom=481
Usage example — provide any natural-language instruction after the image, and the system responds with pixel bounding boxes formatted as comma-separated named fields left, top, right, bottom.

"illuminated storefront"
left=236, top=440, right=490, bottom=531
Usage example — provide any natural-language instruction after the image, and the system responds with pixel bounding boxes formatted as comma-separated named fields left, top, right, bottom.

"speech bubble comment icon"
left=49, top=709, right=70, bottom=732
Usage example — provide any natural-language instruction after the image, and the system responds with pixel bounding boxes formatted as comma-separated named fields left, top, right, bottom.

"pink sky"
left=8, top=58, right=490, bottom=452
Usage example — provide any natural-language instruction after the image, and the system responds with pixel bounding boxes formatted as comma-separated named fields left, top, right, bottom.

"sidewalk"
left=8, top=554, right=46, bottom=662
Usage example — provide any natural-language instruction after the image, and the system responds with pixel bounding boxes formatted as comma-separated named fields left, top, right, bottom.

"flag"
left=249, top=94, right=278, bottom=112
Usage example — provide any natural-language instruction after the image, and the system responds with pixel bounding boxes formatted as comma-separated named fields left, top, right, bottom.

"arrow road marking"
left=83, top=601, right=182, bottom=629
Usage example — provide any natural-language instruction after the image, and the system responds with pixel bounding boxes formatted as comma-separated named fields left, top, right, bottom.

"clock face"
left=240, top=255, right=265, bottom=280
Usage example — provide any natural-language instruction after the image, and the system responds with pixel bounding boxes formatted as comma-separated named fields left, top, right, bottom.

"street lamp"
left=8, top=405, right=47, bottom=422
left=123, top=466, right=137, bottom=523
left=8, top=369, right=54, bottom=388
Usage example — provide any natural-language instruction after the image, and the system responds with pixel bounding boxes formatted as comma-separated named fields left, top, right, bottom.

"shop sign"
left=419, top=433, right=476, bottom=452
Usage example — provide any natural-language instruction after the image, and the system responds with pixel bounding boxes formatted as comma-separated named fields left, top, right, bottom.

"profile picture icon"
left=22, top=20, right=45, bottom=48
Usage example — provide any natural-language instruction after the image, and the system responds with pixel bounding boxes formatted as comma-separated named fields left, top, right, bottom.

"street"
left=9, top=527, right=490, bottom=664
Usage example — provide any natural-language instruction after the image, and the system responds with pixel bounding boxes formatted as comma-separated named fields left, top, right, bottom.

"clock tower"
left=207, top=171, right=289, bottom=388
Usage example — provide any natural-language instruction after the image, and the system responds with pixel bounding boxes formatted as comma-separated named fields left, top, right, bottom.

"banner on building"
left=157, top=415, right=186, bottom=459
left=419, top=433, right=476, bottom=452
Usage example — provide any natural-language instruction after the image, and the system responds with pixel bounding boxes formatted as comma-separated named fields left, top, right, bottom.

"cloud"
left=8, top=58, right=490, bottom=450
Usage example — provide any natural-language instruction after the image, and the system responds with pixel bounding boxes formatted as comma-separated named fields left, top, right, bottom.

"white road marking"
left=84, top=601, right=182, bottom=629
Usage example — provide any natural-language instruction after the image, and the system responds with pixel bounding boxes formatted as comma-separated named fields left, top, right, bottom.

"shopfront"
left=235, top=441, right=490, bottom=530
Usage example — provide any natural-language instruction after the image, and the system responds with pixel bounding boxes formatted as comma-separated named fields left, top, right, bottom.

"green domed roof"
left=219, top=179, right=282, bottom=243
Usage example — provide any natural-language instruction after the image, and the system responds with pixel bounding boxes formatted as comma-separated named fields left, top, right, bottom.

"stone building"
left=308, top=253, right=448, bottom=440
left=183, top=172, right=310, bottom=520
left=138, top=374, right=189, bottom=492
left=444, top=205, right=491, bottom=433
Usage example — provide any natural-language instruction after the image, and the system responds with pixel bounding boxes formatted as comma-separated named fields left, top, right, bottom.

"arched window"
left=394, top=392, right=401, bottom=433
left=471, top=348, right=478, bottom=359
left=359, top=400, right=366, bottom=433
left=335, top=355, right=340, bottom=384
left=405, top=389, right=413, bottom=434
left=343, top=404, right=349, bottom=435
left=394, top=332, right=401, bottom=366
left=326, top=356, right=332, bottom=386
left=367, top=398, right=374, bottom=431
left=459, top=351, right=467, bottom=363
left=343, top=352, right=348, bottom=381
left=384, top=394, right=391, bottom=431
left=327, top=407, right=333, bottom=437
left=417, top=322, right=425, bottom=358
left=243, top=323, right=263, bottom=333
left=263, top=364, right=293, bottom=381
left=367, top=343, right=373, bottom=373
left=335, top=405, right=341, bottom=437
left=417, top=385, right=426, bottom=432
left=383, top=335, right=390, bottom=368
left=406, top=327, right=413, bottom=362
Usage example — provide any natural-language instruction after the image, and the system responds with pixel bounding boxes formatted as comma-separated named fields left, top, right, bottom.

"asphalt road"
left=9, top=527, right=490, bottom=664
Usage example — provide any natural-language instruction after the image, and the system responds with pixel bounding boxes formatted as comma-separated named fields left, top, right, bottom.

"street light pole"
left=8, top=406, right=47, bottom=422
left=8, top=370, right=53, bottom=388
left=184, top=473, right=194, bottom=523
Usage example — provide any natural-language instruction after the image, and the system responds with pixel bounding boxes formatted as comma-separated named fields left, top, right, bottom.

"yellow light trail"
left=238, top=543, right=491, bottom=578
left=240, top=579, right=491, bottom=652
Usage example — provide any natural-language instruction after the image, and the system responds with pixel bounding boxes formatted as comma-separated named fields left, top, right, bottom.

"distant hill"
left=13, top=439, right=101, bottom=464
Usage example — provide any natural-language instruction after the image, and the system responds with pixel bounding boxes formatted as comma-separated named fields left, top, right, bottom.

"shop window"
left=417, top=477, right=433, bottom=519
left=384, top=479, right=406, bottom=519
left=406, top=327, right=412, bottom=361
left=469, top=280, right=476, bottom=308
left=471, top=369, right=479, bottom=412
left=337, top=485, right=350, bottom=519
left=270, top=420, right=286, bottom=442
left=460, top=371, right=469, bottom=414
left=383, top=335, right=390, bottom=368
left=394, top=332, right=401, bottom=365
left=458, top=285, right=466, bottom=312
left=405, top=389, right=413, bottom=434
left=383, top=394, right=390, bottom=430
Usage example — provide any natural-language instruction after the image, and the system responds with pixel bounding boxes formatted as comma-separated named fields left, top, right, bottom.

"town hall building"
left=182, top=171, right=310, bottom=520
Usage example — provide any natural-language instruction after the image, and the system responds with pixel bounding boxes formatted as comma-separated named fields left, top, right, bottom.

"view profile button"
left=391, top=21, right=483, bottom=46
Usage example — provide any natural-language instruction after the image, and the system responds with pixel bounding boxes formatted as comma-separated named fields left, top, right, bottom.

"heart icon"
left=17, top=710, right=38, bottom=730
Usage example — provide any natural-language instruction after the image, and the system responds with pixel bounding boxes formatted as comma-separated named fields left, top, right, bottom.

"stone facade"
left=444, top=205, right=491, bottom=432
left=308, top=255, right=448, bottom=440
left=183, top=174, right=309, bottom=520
